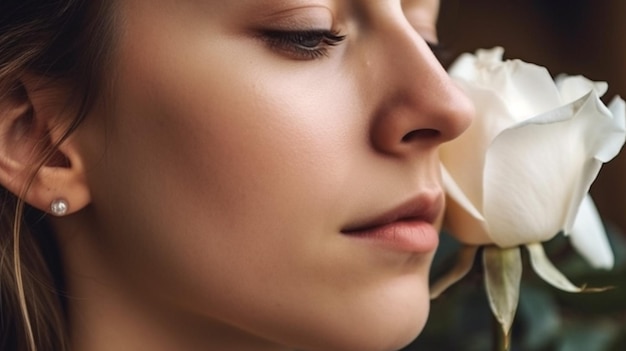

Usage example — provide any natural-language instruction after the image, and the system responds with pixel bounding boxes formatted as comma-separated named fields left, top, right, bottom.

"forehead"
left=114, top=0, right=442, bottom=45
left=118, top=0, right=441, bottom=19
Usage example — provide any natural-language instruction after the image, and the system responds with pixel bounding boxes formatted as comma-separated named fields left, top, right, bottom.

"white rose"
left=441, top=47, right=625, bottom=268
left=432, top=47, right=626, bottom=337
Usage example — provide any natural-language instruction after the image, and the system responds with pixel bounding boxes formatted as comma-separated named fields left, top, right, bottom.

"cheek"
left=88, top=33, right=366, bottom=297
left=137, top=50, right=367, bottom=227
left=143, top=65, right=355, bottom=227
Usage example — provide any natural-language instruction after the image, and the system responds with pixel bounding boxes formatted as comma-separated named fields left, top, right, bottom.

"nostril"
left=401, top=128, right=440, bottom=142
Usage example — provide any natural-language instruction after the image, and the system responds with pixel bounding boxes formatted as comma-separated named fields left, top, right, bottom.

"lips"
left=341, top=192, right=443, bottom=253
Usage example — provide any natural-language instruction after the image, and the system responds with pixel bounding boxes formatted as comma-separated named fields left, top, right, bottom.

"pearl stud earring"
left=50, top=198, right=69, bottom=216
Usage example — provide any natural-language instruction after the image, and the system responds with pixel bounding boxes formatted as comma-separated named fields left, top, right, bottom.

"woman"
left=0, top=0, right=473, bottom=350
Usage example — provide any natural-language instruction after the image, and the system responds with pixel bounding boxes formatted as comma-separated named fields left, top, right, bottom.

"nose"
left=366, top=15, right=474, bottom=156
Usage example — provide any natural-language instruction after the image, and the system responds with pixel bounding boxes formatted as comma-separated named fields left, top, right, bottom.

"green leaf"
left=526, top=243, right=610, bottom=292
left=483, top=245, right=522, bottom=338
left=430, top=245, right=479, bottom=299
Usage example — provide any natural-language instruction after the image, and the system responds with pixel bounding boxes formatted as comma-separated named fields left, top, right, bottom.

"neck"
left=67, top=294, right=288, bottom=351
left=54, top=216, right=291, bottom=351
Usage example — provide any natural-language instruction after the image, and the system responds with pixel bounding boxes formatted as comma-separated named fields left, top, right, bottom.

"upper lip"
left=341, top=191, right=444, bottom=233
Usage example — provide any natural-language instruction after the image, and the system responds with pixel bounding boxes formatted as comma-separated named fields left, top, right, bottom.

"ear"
left=0, top=76, right=91, bottom=216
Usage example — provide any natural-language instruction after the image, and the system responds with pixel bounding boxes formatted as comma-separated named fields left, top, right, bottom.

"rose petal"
left=442, top=166, right=492, bottom=244
left=483, top=246, right=522, bottom=337
left=556, top=74, right=608, bottom=103
left=449, top=47, right=563, bottom=121
left=475, top=46, right=506, bottom=67
left=568, top=195, right=614, bottom=269
left=562, top=96, right=625, bottom=231
left=483, top=93, right=620, bottom=246
left=446, top=47, right=506, bottom=82
left=561, top=160, right=602, bottom=234
left=482, top=104, right=585, bottom=245
left=439, top=83, right=515, bottom=232
left=600, top=96, right=626, bottom=162
left=489, top=60, right=561, bottom=122
left=441, top=165, right=484, bottom=220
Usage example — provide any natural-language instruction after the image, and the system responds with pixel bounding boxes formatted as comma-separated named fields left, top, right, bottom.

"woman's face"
left=69, top=0, right=473, bottom=350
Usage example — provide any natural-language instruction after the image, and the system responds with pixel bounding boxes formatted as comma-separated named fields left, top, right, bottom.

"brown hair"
left=0, top=1, right=117, bottom=350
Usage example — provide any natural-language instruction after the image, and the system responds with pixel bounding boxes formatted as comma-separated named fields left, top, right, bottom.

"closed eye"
left=260, top=30, right=346, bottom=60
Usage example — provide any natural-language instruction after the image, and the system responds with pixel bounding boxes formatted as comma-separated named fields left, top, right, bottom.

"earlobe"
left=0, top=77, right=91, bottom=216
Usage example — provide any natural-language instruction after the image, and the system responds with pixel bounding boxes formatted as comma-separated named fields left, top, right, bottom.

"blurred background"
left=404, top=0, right=626, bottom=350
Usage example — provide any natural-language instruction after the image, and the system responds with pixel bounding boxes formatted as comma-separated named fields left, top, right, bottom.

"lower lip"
left=342, top=219, right=439, bottom=253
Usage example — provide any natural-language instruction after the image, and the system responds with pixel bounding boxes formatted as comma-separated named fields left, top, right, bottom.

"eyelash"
left=260, top=29, right=445, bottom=63
left=261, top=30, right=346, bottom=60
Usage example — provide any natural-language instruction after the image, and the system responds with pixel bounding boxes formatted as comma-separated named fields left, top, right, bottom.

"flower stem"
left=492, top=313, right=511, bottom=351
left=499, top=329, right=511, bottom=351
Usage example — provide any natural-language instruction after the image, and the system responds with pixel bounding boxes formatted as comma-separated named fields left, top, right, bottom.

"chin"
left=293, top=283, right=431, bottom=351
left=349, top=304, right=429, bottom=351
left=302, top=310, right=429, bottom=351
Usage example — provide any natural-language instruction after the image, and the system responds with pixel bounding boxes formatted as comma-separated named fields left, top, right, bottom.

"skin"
left=2, top=0, right=473, bottom=350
